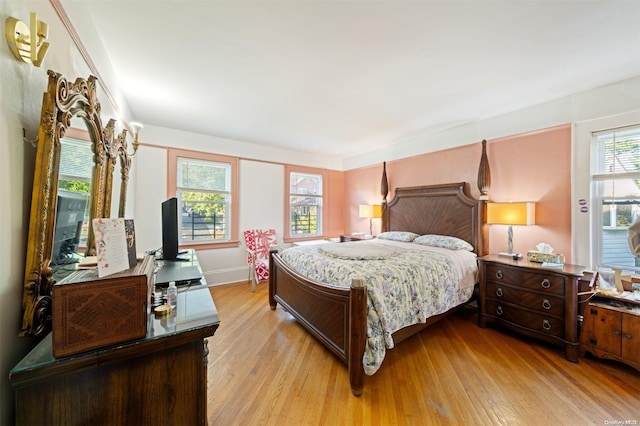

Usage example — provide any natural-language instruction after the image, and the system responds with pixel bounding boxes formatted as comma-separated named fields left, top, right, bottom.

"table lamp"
left=487, top=202, right=535, bottom=257
left=359, top=204, right=383, bottom=236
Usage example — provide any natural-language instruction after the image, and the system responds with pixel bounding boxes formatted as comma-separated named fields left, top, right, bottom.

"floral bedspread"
left=279, top=240, right=477, bottom=375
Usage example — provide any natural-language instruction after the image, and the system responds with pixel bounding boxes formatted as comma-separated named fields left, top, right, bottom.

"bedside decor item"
left=359, top=204, right=382, bottom=236
left=527, top=242, right=565, bottom=264
left=487, top=201, right=535, bottom=256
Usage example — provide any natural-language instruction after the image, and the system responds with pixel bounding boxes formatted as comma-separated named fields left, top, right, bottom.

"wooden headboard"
left=382, top=182, right=487, bottom=255
left=379, top=140, right=490, bottom=256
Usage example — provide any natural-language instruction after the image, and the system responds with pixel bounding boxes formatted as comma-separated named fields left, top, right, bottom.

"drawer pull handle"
left=496, top=288, right=504, bottom=297
left=613, top=330, right=621, bottom=336
left=542, top=320, right=551, bottom=331
left=542, top=299, right=552, bottom=310
left=540, top=279, right=551, bottom=289
left=496, top=270, right=503, bottom=279
left=496, top=306, right=503, bottom=316
left=623, top=333, right=632, bottom=339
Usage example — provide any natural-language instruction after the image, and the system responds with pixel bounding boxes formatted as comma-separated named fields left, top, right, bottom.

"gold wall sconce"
left=5, top=12, right=50, bottom=67
left=129, top=122, right=143, bottom=155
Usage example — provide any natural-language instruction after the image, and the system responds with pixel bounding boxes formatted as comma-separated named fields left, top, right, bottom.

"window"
left=59, top=137, right=92, bottom=246
left=286, top=166, right=325, bottom=239
left=591, top=125, right=640, bottom=271
left=168, top=148, right=239, bottom=249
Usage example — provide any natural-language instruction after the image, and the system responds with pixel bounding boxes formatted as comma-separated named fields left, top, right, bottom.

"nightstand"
left=580, top=292, right=640, bottom=371
left=340, top=235, right=372, bottom=242
left=478, top=255, right=585, bottom=362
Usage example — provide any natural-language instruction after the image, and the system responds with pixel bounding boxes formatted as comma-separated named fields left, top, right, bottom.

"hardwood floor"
left=207, top=283, right=640, bottom=426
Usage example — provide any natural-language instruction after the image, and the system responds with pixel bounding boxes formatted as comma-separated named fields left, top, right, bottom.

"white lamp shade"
left=359, top=205, right=372, bottom=218
left=359, top=204, right=383, bottom=219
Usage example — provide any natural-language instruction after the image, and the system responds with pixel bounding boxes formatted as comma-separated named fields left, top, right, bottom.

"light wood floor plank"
left=207, top=283, right=640, bottom=425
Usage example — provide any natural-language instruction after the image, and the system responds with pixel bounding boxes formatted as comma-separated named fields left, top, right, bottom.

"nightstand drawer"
left=485, top=299, right=564, bottom=338
left=486, top=282, right=565, bottom=317
left=485, top=264, right=565, bottom=295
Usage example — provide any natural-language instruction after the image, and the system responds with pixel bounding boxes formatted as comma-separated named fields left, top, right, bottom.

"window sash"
left=288, top=170, right=323, bottom=237
left=173, top=155, right=234, bottom=244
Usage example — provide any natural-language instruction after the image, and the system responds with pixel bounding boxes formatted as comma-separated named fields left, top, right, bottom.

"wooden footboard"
left=269, top=249, right=367, bottom=395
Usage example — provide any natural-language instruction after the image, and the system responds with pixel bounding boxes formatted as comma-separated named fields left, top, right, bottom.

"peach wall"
left=344, top=125, right=573, bottom=261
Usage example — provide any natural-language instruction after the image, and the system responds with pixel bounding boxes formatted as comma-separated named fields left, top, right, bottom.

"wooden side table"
left=478, top=255, right=585, bottom=362
left=580, top=292, right=640, bottom=371
left=340, top=235, right=363, bottom=242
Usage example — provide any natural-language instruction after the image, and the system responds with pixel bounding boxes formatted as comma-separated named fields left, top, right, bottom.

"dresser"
left=478, top=255, right=584, bottom=362
left=10, top=265, right=219, bottom=425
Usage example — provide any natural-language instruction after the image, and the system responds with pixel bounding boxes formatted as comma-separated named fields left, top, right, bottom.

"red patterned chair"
left=243, top=229, right=278, bottom=291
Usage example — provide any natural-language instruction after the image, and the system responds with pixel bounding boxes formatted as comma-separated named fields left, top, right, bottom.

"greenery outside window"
left=591, top=125, right=640, bottom=271
left=168, top=148, right=239, bottom=249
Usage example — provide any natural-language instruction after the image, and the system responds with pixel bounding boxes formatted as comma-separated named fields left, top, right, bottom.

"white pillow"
left=376, top=231, right=420, bottom=242
left=414, top=234, right=474, bottom=251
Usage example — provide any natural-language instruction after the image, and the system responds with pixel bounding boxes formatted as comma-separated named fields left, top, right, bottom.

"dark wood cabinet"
left=580, top=293, right=640, bottom=371
left=478, top=255, right=584, bottom=362
left=10, top=284, right=219, bottom=425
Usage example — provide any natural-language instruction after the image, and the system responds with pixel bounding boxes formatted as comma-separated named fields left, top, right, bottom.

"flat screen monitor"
left=161, top=197, right=180, bottom=261
left=51, top=190, right=88, bottom=265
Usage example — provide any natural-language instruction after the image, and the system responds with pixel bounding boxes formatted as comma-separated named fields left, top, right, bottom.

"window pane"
left=290, top=195, right=322, bottom=235
left=59, top=138, right=93, bottom=182
left=592, top=126, right=640, bottom=176
left=178, top=190, right=229, bottom=241
left=290, top=172, right=322, bottom=195
left=178, top=158, right=229, bottom=192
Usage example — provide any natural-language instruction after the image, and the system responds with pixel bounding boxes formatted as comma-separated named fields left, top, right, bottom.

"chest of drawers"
left=478, top=255, right=584, bottom=362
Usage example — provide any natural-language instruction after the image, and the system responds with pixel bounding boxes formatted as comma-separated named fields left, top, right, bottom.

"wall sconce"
left=129, top=122, right=143, bottom=155
left=5, top=12, right=49, bottom=67
left=487, top=202, right=535, bottom=257
left=359, top=204, right=383, bottom=236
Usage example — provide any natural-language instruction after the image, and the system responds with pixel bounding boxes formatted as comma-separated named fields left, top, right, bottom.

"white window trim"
left=573, top=111, right=640, bottom=269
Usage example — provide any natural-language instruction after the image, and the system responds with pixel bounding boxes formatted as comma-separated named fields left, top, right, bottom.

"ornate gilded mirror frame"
left=21, top=70, right=134, bottom=337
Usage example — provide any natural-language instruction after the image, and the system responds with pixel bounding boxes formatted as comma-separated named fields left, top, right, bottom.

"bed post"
left=381, top=161, right=388, bottom=204
left=477, top=139, right=491, bottom=256
left=268, top=247, right=278, bottom=310
left=348, top=277, right=366, bottom=396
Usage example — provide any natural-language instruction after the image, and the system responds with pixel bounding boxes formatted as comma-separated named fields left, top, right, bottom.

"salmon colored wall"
left=344, top=125, right=573, bottom=261
left=326, top=169, right=345, bottom=238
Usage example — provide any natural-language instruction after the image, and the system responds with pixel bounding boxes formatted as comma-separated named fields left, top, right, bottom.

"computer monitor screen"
left=51, top=190, right=88, bottom=265
left=161, top=197, right=179, bottom=261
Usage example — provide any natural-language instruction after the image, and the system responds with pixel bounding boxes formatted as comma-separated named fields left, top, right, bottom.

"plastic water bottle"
left=166, top=281, right=178, bottom=310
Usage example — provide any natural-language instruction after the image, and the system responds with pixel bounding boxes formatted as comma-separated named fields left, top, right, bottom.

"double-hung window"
left=591, top=125, right=640, bottom=271
left=168, top=148, right=238, bottom=248
left=58, top=137, right=92, bottom=246
left=286, top=166, right=324, bottom=239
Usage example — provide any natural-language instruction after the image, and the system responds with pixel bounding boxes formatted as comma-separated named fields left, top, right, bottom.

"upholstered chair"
left=243, top=229, right=277, bottom=291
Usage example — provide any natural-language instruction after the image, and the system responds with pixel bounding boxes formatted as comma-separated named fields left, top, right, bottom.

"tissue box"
left=527, top=250, right=565, bottom=264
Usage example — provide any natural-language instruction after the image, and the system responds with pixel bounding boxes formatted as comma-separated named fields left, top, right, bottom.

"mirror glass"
left=51, top=136, right=93, bottom=281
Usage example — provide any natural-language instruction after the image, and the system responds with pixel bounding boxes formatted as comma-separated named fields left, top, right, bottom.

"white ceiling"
left=61, top=0, right=640, bottom=159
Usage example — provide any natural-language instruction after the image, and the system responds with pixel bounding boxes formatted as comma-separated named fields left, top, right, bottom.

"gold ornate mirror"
left=21, top=71, right=136, bottom=337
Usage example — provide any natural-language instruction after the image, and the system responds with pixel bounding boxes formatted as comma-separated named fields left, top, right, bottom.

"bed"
left=268, top=143, right=490, bottom=396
